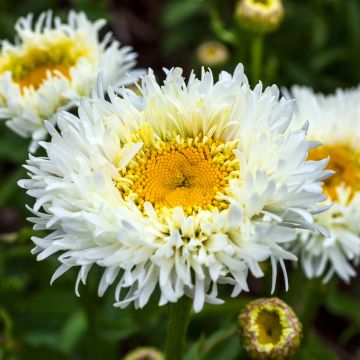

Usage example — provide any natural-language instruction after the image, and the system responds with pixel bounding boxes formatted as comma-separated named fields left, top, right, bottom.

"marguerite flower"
left=0, top=10, right=139, bottom=152
left=290, top=86, right=360, bottom=282
left=19, top=65, right=330, bottom=312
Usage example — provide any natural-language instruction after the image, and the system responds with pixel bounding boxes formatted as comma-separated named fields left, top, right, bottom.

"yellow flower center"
left=256, top=309, right=282, bottom=345
left=308, top=144, right=360, bottom=201
left=0, top=36, right=90, bottom=91
left=115, top=136, right=240, bottom=216
left=16, top=64, right=71, bottom=90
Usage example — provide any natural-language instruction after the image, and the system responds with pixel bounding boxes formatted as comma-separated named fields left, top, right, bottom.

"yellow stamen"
left=115, top=136, right=240, bottom=215
left=16, top=64, right=70, bottom=90
left=256, top=309, right=282, bottom=345
left=308, top=144, right=360, bottom=201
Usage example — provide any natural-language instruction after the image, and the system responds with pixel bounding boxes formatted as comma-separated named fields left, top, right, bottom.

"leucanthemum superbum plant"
left=19, top=65, right=331, bottom=316
left=0, top=10, right=139, bottom=152
left=290, top=86, right=360, bottom=283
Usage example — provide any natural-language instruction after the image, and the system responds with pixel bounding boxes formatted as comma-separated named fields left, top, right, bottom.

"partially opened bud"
left=235, top=0, right=284, bottom=34
left=237, top=297, right=302, bottom=360
left=123, top=347, right=164, bottom=360
left=196, top=41, right=230, bottom=66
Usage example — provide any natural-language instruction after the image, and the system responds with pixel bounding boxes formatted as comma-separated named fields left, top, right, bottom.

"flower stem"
left=251, top=34, right=264, bottom=86
left=165, top=297, right=192, bottom=360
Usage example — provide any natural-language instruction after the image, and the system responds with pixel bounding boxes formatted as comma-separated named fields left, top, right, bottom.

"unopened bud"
left=237, top=297, right=302, bottom=360
left=123, top=347, right=164, bottom=360
left=196, top=41, right=230, bottom=66
left=235, top=0, right=284, bottom=34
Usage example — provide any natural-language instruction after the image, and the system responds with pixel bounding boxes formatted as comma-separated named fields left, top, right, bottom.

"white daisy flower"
left=290, top=86, right=360, bottom=282
left=0, top=10, right=139, bottom=152
left=19, top=65, right=329, bottom=312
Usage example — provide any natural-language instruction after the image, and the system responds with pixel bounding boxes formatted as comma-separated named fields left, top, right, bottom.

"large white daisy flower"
left=290, top=86, right=360, bottom=282
left=19, top=66, right=329, bottom=312
left=0, top=10, right=139, bottom=152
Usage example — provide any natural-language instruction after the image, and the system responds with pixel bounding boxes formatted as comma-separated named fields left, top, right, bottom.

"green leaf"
left=325, top=289, right=360, bottom=326
left=347, top=0, right=360, bottom=52
left=58, top=311, right=88, bottom=353
left=210, top=9, right=238, bottom=45
left=27, top=288, right=81, bottom=316
left=310, top=48, right=348, bottom=72
left=162, top=0, right=205, bottom=27
left=0, top=126, right=29, bottom=163
left=295, top=329, right=340, bottom=360
left=22, top=331, right=59, bottom=348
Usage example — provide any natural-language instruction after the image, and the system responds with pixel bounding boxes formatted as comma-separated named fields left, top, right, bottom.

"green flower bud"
left=237, top=297, right=302, bottom=360
left=123, top=347, right=164, bottom=360
left=235, top=0, right=284, bottom=34
left=196, top=41, right=230, bottom=66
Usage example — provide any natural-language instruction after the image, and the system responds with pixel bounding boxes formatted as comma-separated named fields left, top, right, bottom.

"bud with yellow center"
left=235, top=0, right=284, bottom=34
left=196, top=41, right=230, bottom=66
left=237, top=297, right=302, bottom=360
left=123, top=347, right=164, bottom=360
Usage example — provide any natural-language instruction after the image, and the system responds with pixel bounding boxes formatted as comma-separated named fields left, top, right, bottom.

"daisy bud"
left=196, top=41, right=230, bottom=66
left=235, top=0, right=284, bottom=34
left=123, top=347, right=164, bottom=360
left=237, top=297, right=302, bottom=360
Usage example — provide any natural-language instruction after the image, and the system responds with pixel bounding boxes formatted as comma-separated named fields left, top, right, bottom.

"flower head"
left=237, top=297, right=302, bottom=360
left=290, top=86, right=360, bottom=283
left=19, top=65, right=329, bottom=312
left=235, top=0, right=284, bottom=34
left=196, top=41, right=229, bottom=67
left=0, top=11, right=139, bottom=152
left=123, top=347, right=164, bottom=360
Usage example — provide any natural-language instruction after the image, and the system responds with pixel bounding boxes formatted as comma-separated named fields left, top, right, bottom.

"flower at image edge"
left=289, top=86, right=360, bottom=283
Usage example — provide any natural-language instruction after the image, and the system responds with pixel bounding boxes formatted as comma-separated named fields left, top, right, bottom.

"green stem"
left=81, top=286, right=99, bottom=360
left=251, top=34, right=264, bottom=86
left=165, top=297, right=192, bottom=360
left=203, top=326, right=237, bottom=356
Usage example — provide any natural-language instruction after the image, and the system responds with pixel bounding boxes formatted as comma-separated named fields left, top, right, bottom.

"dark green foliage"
left=162, top=0, right=360, bottom=91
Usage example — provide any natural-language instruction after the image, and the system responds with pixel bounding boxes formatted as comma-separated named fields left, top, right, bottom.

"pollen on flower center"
left=308, top=144, right=360, bottom=201
left=0, top=37, right=90, bottom=90
left=115, top=136, right=240, bottom=215
left=256, top=309, right=282, bottom=345
left=16, top=64, right=71, bottom=90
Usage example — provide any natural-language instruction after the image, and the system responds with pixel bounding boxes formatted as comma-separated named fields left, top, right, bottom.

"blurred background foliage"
left=1, top=0, right=360, bottom=359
